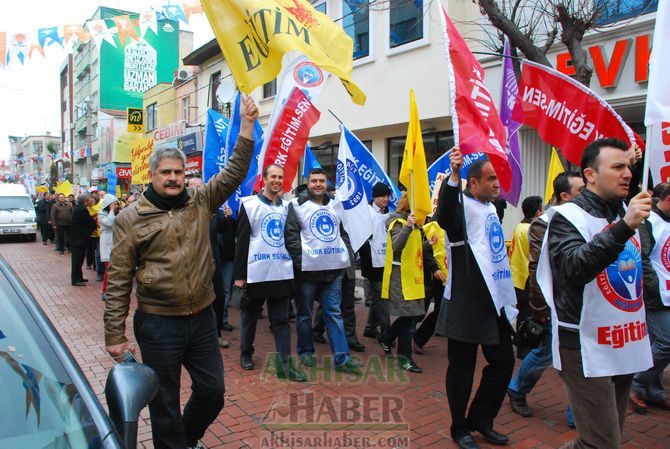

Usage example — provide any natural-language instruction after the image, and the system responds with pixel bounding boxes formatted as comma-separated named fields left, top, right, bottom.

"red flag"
left=256, top=87, right=321, bottom=192
left=439, top=5, right=511, bottom=191
left=512, top=60, right=639, bottom=166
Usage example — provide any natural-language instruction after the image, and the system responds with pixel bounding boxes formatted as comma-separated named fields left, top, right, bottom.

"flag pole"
left=641, top=125, right=652, bottom=193
left=410, top=171, right=415, bottom=215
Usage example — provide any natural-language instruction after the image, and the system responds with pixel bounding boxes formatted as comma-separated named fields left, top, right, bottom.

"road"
left=1, top=238, right=668, bottom=449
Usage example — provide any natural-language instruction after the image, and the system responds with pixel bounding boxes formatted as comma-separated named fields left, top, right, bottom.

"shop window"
left=389, top=0, right=424, bottom=48
left=387, top=131, right=454, bottom=187
left=596, top=0, right=658, bottom=24
left=343, top=0, right=370, bottom=59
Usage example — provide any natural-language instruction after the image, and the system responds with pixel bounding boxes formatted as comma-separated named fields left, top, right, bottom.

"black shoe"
left=472, top=426, right=509, bottom=445
left=221, top=322, right=234, bottom=332
left=508, top=390, right=533, bottom=417
left=58, top=251, right=64, bottom=255
left=378, top=336, right=392, bottom=354
left=80, top=278, right=89, bottom=282
left=365, top=300, right=371, bottom=307
left=71, top=282, right=86, bottom=286
left=240, top=354, right=254, bottom=370
left=335, top=359, right=362, bottom=376
left=43, top=242, right=48, bottom=245
left=363, top=329, right=378, bottom=338
left=454, top=434, right=480, bottom=449
left=348, top=341, right=366, bottom=352
left=399, top=358, right=423, bottom=373
left=313, top=335, right=326, bottom=344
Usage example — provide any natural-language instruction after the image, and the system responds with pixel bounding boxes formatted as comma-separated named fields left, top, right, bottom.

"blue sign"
left=177, top=132, right=198, bottom=155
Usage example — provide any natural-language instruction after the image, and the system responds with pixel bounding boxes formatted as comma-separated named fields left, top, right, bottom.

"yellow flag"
left=201, top=0, right=366, bottom=105
left=544, top=147, right=565, bottom=204
left=55, top=180, right=72, bottom=196
left=399, top=89, right=432, bottom=225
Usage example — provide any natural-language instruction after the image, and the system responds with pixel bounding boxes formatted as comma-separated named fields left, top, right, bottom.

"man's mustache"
left=164, top=182, right=181, bottom=188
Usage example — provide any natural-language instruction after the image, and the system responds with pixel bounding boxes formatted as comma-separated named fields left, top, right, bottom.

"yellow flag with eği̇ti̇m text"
left=200, top=0, right=366, bottom=105
left=544, top=147, right=565, bottom=204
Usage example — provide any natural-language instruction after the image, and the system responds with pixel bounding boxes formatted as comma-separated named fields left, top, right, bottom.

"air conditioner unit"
left=177, top=69, right=192, bottom=81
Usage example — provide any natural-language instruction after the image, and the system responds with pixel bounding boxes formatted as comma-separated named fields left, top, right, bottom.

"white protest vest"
left=369, top=205, right=389, bottom=268
left=291, top=198, right=350, bottom=271
left=648, top=210, right=670, bottom=306
left=461, top=196, right=517, bottom=321
left=537, top=202, right=653, bottom=377
left=242, top=196, right=294, bottom=283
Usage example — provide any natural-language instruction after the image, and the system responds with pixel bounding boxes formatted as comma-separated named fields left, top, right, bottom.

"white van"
left=0, top=184, right=37, bottom=241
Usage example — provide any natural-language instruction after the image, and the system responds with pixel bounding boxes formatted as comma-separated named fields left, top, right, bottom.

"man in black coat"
left=435, top=149, right=515, bottom=449
left=70, top=192, right=97, bottom=286
left=36, top=192, right=55, bottom=244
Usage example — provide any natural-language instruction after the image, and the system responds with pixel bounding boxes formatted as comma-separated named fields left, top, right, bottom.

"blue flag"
left=342, top=126, right=401, bottom=209
left=223, top=93, right=265, bottom=218
left=203, top=109, right=229, bottom=183
left=427, top=150, right=487, bottom=194
left=303, top=145, right=332, bottom=187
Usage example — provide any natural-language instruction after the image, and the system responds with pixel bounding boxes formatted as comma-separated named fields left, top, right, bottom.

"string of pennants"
left=0, top=1, right=204, bottom=67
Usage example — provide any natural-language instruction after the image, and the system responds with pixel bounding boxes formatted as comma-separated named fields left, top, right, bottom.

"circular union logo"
left=336, top=159, right=364, bottom=210
left=596, top=231, right=643, bottom=312
left=309, top=209, right=338, bottom=242
left=261, top=213, right=285, bottom=247
left=485, top=213, right=506, bottom=263
left=293, top=62, right=324, bottom=88
left=661, top=236, right=670, bottom=272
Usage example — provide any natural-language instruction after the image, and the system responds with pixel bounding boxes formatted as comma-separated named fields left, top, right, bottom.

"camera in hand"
left=120, top=350, right=137, bottom=363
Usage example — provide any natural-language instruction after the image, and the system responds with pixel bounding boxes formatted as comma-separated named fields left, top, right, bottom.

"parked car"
left=0, top=256, right=157, bottom=449
left=0, top=184, right=37, bottom=241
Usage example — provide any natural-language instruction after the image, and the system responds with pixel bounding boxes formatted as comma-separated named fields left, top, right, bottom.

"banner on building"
left=200, top=0, right=365, bottom=104
left=258, top=87, right=321, bottom=192
left=512, top=60, right=639, bottom=166
left=439, top=4, right=511, bottom=191
left=130, top=138, right=154, bottom=184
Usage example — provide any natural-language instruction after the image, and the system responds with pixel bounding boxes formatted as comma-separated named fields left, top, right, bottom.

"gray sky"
left=0, top=1, right=213, bottom=160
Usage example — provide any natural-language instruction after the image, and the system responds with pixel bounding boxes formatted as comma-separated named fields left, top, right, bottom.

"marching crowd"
left=31, top=98, right=668, bottom=449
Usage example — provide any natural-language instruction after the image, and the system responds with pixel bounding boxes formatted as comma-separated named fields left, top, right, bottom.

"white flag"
left=645, top=0, right=670, bottom=126
left=255, top=52, right=330, bottom=182
left=334, top=124, right=374, bottom=252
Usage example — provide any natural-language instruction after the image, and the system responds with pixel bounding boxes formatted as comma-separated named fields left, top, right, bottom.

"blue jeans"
left=508, top=324, right=574, bottom=425
left=632, top=309, right=670, bottom=401
left=295, top=274, right=350, bottom=366
left=221, top=261, right=234, bottom=324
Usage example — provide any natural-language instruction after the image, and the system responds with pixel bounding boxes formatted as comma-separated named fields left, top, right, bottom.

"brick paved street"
left=1, top=238, right=669, bottom=449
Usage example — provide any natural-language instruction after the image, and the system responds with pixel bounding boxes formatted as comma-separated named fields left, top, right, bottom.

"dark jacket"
left=434, top=182, right=512, bottom=345
left=69, top=204, right=97, bottom=247
left=548, top=189, right=635, bottom=349
left=210, top=211, right=236, bottom=262
left=284, top=190, right=350, bottom=282
left=104, top=136, right=254, bottom=347
left=527, top=215, right=549, bottom=318
left=36, top=199, right=54, bottom=225
left=50, top=201, right=72, bottom=226
left=234, top=194, right=293, bottom=299
left=639, top=206, right=670, bottom=311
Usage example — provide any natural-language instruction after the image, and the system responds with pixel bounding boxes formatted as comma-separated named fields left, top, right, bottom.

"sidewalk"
left=1, top=238, right=668, bottom=449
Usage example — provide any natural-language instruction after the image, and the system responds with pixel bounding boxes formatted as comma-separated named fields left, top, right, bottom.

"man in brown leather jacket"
left=103, top=96, right=258, bottom=449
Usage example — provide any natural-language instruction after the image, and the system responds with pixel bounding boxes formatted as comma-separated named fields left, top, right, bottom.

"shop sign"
left=177, top=132, right=199, bottom=154
left=556, top=33, right=651, bottom=88
left=185, top=155, right=202, bottom=177
left=116, top=167, right=133, bottom=179
left=153, top=121, right=186, bottom=144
